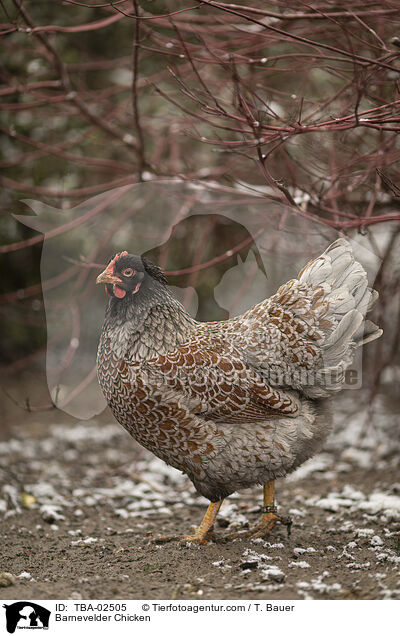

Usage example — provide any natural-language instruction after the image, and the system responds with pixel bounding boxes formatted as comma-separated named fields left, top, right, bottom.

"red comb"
left=104, top=251, right=128, bottom=274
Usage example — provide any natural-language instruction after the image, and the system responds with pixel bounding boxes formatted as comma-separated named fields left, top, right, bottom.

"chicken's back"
left=219, top=238, right=381, bottom=399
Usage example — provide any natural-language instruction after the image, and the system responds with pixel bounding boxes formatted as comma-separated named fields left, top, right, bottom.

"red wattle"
left=113, top=285, right=126, bottom=299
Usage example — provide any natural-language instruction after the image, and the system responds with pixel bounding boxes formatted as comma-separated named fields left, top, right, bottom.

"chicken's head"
left=96, top=252, right=167, bottom=300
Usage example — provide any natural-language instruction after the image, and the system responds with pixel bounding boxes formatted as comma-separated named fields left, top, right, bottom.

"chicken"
left=96, top=239, right=381, bottom=543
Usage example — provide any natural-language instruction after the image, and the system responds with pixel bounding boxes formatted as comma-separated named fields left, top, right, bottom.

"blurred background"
left=1, top=0, right=400, bottom=433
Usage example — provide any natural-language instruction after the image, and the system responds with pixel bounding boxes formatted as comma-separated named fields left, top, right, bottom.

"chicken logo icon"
left=3, top=602, right=50, bottom=634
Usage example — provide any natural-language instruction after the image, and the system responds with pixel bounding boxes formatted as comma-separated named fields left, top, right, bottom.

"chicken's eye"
left=122, top=267, right=135, bottom=277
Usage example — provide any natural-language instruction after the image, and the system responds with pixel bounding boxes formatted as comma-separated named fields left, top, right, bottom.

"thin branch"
left=132, top=0, right=147, bottom=177
left=194, top=0, right=400, bottom=72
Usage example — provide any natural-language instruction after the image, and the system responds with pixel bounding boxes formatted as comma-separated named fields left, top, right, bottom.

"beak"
left=96, top=269, right=123, bottom=285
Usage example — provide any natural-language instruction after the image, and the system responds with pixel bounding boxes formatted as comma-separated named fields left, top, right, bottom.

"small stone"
left=0, top=572, right=16, bottom=587
left=260, top=566, right=285, bottom=583
left=41, top=505, right=64, bottom=523
left=240, top=561, right=258, bottom=570
left=69, top=591, right=83, bottom=600
left=21, top=493, right=36, bottom=509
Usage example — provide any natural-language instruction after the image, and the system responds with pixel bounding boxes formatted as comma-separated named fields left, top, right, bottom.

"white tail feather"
left=297, top=239, right=381, bottom=396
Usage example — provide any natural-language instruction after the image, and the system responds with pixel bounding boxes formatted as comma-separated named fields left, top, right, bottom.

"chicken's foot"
left=226, top=481, right=292, bottom=540
left=151, top=500, right=223, bottom=545
left=252, top=480, right=292, bottom=538
left=184, top=500, right=223, bottom=544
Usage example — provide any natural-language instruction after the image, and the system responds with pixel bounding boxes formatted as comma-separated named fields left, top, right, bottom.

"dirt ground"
left=1, top=375, right=400, bottom=601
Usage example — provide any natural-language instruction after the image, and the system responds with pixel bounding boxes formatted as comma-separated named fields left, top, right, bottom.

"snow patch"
left=259, top=565, right=285, bottom=583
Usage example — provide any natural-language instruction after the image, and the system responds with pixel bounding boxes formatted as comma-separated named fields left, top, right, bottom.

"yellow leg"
left=252, top=480, right=292, bottom=538
left=252, top=480, right=280, bottom=536
left=151, top=500, right=223, bottom=545
left=185, top=500, right=223, bottom=544
left=227, top=481, right=291, bottom=540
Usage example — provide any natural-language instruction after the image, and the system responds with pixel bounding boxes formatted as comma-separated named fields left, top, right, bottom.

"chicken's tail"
left=296, top=238, right=382, bottom=396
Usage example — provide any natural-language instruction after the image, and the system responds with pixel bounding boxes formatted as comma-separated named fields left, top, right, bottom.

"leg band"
left=261, top=505, right=278, bottom=514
